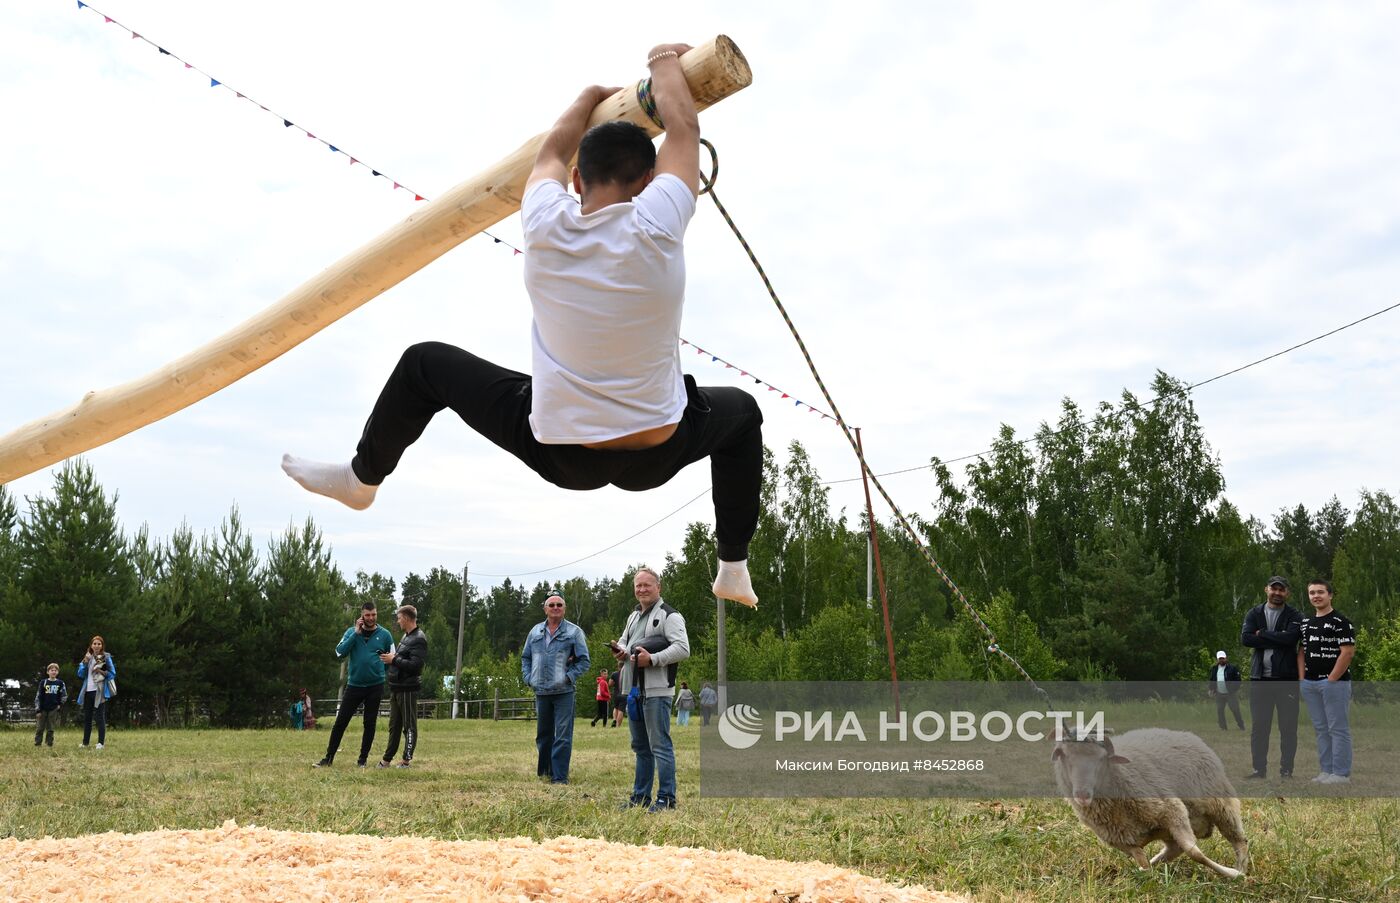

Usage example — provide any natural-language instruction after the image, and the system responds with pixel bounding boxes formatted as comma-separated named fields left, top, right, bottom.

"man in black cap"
left=1240, top=576, right=1303, bottom=779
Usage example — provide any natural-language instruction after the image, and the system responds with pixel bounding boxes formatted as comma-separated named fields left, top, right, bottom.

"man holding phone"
left=316, top=601, right=394, bottom=768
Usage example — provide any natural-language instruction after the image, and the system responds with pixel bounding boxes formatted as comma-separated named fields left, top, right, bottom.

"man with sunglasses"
left=521, top=593, right=591, bottom=784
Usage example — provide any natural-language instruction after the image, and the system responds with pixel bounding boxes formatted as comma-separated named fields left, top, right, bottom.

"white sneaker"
left=1320, top=773, right=1350, bottom=784
left=1310, top=773, right=1330, bottom=783
left=95, top=743, right=104, bottom=750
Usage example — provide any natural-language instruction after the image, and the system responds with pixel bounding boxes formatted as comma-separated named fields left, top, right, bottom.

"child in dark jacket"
left=34, top=663, right=68, bottom=747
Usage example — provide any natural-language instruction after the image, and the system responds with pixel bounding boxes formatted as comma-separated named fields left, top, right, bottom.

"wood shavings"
left=0, top=821, right=966, bottom=903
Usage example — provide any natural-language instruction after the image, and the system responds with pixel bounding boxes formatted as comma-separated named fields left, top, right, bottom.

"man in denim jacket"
left=521, top=593, right=591, bottom=784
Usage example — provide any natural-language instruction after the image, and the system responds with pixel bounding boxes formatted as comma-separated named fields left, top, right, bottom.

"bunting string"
left=72, top=2, right=841, bottom=418
left=72, top=0, right=523, bottom=254
left=679, top=339, right=834, bottom=420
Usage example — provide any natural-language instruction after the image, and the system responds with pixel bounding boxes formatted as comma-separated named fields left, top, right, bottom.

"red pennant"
left=306, top=132, right=315, bottom=139
left=349, top=158, right=358, bottom=166
left=414, top=194, right=424, bottom=201
left=781, top=393, right=789, bottom=399
left=513, top=249, right=522, bottom=256
left=393, top=182, right=401, bottom=190
left=185, top=63, right=192, bottom=69
left=131, top=32, right=140, bottom=39
left=104, top=16, right=112, bottom=22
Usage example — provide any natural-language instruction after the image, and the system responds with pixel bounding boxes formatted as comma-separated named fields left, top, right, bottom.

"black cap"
left=1266, top=576, right=1290, bottom=589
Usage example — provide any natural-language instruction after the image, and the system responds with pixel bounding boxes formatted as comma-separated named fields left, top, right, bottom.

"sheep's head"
left=1051, top=729, right=1130, bottom=803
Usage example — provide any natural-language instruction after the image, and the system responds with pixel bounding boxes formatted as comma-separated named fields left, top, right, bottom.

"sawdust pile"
left=2, top=821, right=967, bottom=902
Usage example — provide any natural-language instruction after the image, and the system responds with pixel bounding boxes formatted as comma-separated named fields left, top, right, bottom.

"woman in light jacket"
left=77, top=635, right=116, bottom=749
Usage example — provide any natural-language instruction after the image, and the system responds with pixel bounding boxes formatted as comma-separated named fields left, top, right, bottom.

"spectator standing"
left=521, top=594, right=591, bottom=784
left=300, top=688, right=317, bottom=730
left=1208, top=651, right=1245, bottom=730
left=699, top=681, right=718, bottom=726
left=675, top=682, right=695, bottom=726
left=34, top=662, right=68, bottom=747
left=1298, top=580, right=1357, bottom=785
left=614, top=567, right=690, bottom=812
left=316, top=601, right=393, bottom=768
left=1241, top=576, right=1303, bottom=779
left=591, top=669, right=612, bottom=727
left=611, top=669, right=624, bottom=728
left=378, top=604, right=428, bottom=768
left=77, top=636, right=116, bottom=750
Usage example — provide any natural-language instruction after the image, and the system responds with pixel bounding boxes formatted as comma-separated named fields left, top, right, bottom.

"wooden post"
left=0, top=37, right=752, bottom=484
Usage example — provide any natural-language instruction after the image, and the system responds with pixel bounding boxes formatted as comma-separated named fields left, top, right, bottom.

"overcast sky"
left=3, top=1, right=1397, bottom=595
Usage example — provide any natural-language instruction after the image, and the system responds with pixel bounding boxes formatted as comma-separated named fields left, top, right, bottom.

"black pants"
left=351, top=342, right=764, bottom=561
left=82, top=691, right=106, bottom=745
left=592, top=699, right=609, bottom=725
left=1249, top=679, right=1299, bottom=775
left=324, top=683, right=383, bottom=764
left=381, top=689, right=419, bottom=762
left=1216, top=692, right=1245, bottom=729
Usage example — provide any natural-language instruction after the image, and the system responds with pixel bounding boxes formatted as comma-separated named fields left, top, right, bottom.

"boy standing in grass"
left=34, top=662, right=67, bottom=747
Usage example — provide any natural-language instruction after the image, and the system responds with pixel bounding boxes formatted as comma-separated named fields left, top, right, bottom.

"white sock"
left=281, top=454, right=378, bottom=510
left=712, top=558, right=758, bottom=608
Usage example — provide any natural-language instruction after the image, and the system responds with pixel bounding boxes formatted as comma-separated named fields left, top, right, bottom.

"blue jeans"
left=535, top=691, right=576, bottom=783
left=630, top=695, right=676, bottom=804
left=1301, top=678, right=1352, bottom=776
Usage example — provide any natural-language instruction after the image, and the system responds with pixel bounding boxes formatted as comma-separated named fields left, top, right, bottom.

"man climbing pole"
left=283, top=42, right=760, bottom=607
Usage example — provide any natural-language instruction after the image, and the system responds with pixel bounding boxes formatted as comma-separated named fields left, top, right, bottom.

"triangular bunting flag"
left=158, top=48, right=170, bottom=55
left=77, top=1, right=86, bottom=8
left=210, top=78, right=220, bottom=87
left=754, top=379, right=761, bottom=385
left=513, top=249, right=522, bottom=256
left=414, top=194, right=424, bottom=201
left=349, top=158, right=357, bottom=166
left=283, top=119, right=293, bottom=127
left=781, top=393, right=789, bottom=399
left=306, top=132, right=315, bottom=139
left=105, top=17, right=112, bottom=23
left=329, top=145, right=338, bottom=153
left=371, top=170, right=381, bottom=177
left=393, top=182, right=401, bottom=190
left=132, top=32, right=140, bottom=39
left=794, top=400, right=801, bottom=406
left=236, top=92, right=244, bottom=99
left=184, top=62, right=191, bottom=68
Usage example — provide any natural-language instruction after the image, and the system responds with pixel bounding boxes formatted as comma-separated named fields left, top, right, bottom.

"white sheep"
left=1051, top=727, right=1249, bottom=879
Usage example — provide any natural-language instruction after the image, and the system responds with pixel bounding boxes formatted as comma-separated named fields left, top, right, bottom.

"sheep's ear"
left=1108, top=755, right=1131, bottom=765
left=1052, top=746, right=1065, bottom=761
left=1100, top=736, right=1115, bottom=756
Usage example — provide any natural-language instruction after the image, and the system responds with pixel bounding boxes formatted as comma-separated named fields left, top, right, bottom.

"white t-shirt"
left=521, top=173, right=696, bottom=444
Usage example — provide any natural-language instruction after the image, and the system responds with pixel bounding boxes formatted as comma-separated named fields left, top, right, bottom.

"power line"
left=821, top=299, right=1400, bottom=486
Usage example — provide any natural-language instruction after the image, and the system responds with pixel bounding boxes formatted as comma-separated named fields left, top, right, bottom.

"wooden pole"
left=0, top=37, right=753, bottom=485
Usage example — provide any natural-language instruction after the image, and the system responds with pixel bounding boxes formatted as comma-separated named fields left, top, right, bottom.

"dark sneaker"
left=1280, top=771, right=1293, bottom=779
left=1243, top=771, right=1266, bottom=780
left=647, top=798, right=677, bottom=814
left=313, top=758, right=332, bottom=768
left=619, top=795, right=652, bottom=811
left=357, top=761, right=368, bottom=768
left=376, top=760, right=391, bottom=768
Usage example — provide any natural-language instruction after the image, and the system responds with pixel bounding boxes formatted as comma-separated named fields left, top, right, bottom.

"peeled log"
left=0, top=37, right=752, bottom=485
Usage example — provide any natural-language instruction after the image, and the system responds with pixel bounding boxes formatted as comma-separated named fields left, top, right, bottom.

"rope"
left=696, top=141, right=1046, bottom=696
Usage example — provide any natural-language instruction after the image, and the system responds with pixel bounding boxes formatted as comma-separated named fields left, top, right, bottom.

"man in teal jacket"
left=316, top=601, right=393, bottom=768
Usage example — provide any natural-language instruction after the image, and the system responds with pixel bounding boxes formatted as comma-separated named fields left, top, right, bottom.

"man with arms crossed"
left=1240, top=576, right=1303, bottom=780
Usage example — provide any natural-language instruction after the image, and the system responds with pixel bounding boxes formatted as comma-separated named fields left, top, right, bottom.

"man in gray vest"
left=613, top=567, right=689, bottom=812
left=1240, top=576, right=1303, bottom=779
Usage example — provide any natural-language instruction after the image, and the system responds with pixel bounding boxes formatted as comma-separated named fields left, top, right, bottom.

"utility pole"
left=453, top=562, right=468, bottom=719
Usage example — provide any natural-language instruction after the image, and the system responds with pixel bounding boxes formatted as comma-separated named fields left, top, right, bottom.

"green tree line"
left=2, top=371, right=1399, bottom=725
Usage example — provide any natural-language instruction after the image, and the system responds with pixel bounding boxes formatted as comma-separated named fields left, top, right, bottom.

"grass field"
left=3, top=718, right=1397, bottom=901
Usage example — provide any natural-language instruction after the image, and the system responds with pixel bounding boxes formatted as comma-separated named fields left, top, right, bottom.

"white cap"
left=1215, top=650, right=1227, bottom=659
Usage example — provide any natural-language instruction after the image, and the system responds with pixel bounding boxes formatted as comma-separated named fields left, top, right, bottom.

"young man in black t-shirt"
left=1297, top=579, right=1356, bottom=784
